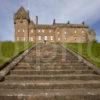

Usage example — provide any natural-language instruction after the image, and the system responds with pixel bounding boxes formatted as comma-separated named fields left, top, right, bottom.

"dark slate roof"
left=35, top=23, right=89, bottom=29
left=54, top=23, right=89, bottom=28
left=36, top=24, right=54, bottom=29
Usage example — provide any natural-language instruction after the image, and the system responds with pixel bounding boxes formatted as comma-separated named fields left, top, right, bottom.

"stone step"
left=19, top=62, right=86, bottom=66
left=15, top=62, right=89, bottom=67
left=62, top=62, right=86, bottom=66
left=0, top=89, right=100, bottom=100
left=14, top=66, right=90, bottom=70
left=21, top=61, right=83, bottom=64
left=40, top=59, right=79, bottom=61
left=43, top=63, right=86, bottom=66
left=6, top=74, right=100, bottom=81
left=11, top=70, right=94, bottom=75
left=23, top=56, right=78, bottom=60
left=22, top=59, right=81, bottom=64
left=0, top=80, right=100, bottom=89
left=17, top=62, right=31, bottom=66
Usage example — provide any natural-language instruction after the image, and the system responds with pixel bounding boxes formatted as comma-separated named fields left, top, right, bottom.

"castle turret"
left=14, top=7, right=30, bottom=41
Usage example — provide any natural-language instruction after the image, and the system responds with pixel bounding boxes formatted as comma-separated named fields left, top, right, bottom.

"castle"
left=14, top=7, right=96, bottom=43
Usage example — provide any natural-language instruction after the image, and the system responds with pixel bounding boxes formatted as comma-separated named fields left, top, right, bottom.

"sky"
left=0, top=0, right=100, bottom=42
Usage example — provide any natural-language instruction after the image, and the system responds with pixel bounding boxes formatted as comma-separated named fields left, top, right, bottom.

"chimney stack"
left=82, top=21, right=85, bottom=25
left=53, top=19, right=56, bottom=25
left=68, top=20, right=70, bottom=24
left=36, top=16, right=38, bottom=25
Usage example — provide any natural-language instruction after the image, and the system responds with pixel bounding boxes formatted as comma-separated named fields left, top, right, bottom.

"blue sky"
left=0, top=0, right=100, bottom=42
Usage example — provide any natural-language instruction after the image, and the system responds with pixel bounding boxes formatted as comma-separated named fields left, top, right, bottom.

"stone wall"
left=14, top=7, right=96, bottom=43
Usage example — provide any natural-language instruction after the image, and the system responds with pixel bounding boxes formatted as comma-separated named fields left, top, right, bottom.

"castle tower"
left=14, top=7, right=30, bottom=41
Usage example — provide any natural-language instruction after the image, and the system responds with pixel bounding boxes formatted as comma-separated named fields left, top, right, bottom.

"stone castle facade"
left=14, top=7, right=96, bottom=43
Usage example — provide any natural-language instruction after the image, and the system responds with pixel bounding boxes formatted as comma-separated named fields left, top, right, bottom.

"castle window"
left=29, top=37, right=33, bottom=41
left=23, top=37, right=26, bottom=41
left=38, top=36, right=41, bottom=40
left=23, top=29, right=25, bottom=33
left=31, top=37, right=33, bottom=41
left=82, top=30, right=84, bottom=33
left=51, top=36, right=53, bottom=40
left=58, top=38, right=60, bottom=41
left=64, top=32, right=67, bottom=34
left=31, top=29, right=33, bottom=33
left=38, top=30, right=41, bottom=33
left=57, top=32, right=60, bottom=34
left=42, top=29, right=44, bottom=33
left=44, top=36, right=47, bottom=40
left=75, top=30, right=77, bottom=33
left=16, top=37, right=19, bottom=41
left=18, top=29, right=20, bottom=32
left=49, top=30, right=52, bottom=33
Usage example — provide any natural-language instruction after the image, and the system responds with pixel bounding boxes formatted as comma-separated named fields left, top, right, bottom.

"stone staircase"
left=0, top=43, right=100, bottom=100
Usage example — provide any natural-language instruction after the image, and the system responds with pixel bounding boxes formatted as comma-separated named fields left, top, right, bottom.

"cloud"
left=29, top=0, right=100, bottom=24
left=0, top=0, right=100, bottom=41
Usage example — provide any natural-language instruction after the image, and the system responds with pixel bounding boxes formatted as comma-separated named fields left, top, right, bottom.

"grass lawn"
left=0, top=42, right=33, bottom=68
left=63, top=43, right=100, bottom=68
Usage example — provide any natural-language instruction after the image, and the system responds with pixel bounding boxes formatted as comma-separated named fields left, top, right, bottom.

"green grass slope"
left=64, top=43, right=100, bottom=68
left=0, top=42, right=33, bottom=68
